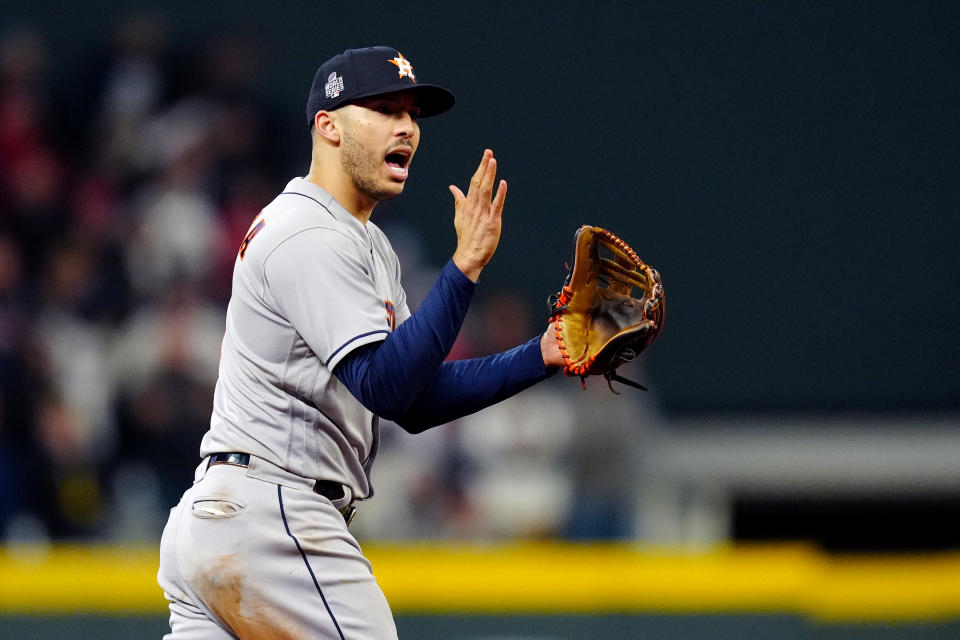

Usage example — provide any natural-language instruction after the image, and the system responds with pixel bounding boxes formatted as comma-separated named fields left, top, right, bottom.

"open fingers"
left=454, top=149, right=505, bottom=209
left=491, top=179, right=508, bottom=217
left=469, top=149, right=493, bottom=194
left=479, top=157, right=498, bottom=199
left=448, top=184, right=466, bottom=204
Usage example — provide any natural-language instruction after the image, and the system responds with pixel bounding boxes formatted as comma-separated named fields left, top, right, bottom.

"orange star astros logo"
left=388, top=53, right=416, bottom=82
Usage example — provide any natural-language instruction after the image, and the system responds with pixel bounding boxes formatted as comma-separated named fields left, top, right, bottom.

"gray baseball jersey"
left=159, top=177, right=408, bottom=640
left=200, top=176, right=410, bottom=500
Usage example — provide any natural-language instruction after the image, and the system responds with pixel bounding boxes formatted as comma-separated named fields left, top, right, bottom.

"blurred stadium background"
left=0, top=1, right=957, bottom=638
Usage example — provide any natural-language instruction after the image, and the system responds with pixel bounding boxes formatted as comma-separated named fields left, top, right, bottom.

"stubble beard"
left=340, top=127, right=400, bottom=202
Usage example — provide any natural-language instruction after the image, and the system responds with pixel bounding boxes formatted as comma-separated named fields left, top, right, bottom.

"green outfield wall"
left=4, top=614, right=960, bottom=640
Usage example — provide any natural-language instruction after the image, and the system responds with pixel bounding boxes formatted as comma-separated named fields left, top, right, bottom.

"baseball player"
left=157, top=46, right=565, bottom=639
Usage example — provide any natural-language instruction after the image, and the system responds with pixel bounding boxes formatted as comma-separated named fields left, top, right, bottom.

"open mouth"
left=385, top=147, right=412, bottom=180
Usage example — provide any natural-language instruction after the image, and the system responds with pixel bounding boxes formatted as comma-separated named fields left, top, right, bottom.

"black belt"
left=208, top=453, right=356, bottom=526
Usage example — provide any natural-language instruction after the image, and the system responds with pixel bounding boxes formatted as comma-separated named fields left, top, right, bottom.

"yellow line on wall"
left=0, top=545, right=162, bottom=614
left=1, top=543, right=958, bottom=622
left=368, top=543, right=960, bottom=622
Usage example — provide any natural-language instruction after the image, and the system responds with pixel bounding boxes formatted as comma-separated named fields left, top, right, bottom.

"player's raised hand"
left=449, top=149, right=507, bottom=282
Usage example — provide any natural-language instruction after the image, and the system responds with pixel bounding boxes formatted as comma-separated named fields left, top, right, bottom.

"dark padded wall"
left=9, top=1, right=956, bottom=413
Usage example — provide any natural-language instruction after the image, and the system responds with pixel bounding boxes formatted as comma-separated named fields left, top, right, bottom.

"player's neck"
left=306, top=167, right=375, bottom=225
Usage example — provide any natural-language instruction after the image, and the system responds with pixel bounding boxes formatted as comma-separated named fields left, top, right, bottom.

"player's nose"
left=394, top=112, right=418, bottom=139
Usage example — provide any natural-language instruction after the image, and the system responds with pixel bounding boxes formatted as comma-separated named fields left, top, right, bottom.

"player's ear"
left=314, top=110, right=341, bottom=145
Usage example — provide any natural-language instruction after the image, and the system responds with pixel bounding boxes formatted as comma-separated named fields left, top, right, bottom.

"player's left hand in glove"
left=548, top=225, right=665, bottom=392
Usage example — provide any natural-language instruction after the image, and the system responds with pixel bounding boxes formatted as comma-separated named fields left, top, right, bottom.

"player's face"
left=338, top=92, right=421, bottom=202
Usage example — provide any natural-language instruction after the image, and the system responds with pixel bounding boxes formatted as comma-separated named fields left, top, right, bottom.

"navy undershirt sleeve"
left=333, top=260, right=555, bottom=431
left=333, top=258, right=476, bottom=419
left=392, top=336, right=552, bottom=433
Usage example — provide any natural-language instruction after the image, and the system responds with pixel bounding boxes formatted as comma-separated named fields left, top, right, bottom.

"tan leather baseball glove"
left=548, top=225, right=665, bottom=392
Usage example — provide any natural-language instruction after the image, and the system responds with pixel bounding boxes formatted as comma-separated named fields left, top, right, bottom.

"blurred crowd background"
left=0, top=3, right=956, bottom=552
left=0, top=15, right=656, bottom=544
left=0, top=17, right=285, bottom=542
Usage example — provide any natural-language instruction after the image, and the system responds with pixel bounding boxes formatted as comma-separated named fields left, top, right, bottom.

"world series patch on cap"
left=306, top=46, right=455, bottom=123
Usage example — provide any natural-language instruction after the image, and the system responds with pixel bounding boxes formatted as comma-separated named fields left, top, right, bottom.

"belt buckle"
left=209, top=452, right=250, bottom=468
left=340, top=505, right=357, bottom=527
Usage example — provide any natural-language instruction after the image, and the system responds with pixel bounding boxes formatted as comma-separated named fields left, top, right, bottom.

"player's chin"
left=370, top=182, right=405, bottom=202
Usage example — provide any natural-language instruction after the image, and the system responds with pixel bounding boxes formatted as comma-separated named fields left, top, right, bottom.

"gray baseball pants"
left=158, top=456, right=398, bottom=639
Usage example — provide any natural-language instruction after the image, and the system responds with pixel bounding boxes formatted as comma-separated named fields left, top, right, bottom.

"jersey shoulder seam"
left=278, top=190, right=337, bottom=218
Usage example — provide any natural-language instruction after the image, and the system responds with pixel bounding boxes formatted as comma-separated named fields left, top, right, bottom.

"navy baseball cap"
left=306, top=46, right=455, bottom=124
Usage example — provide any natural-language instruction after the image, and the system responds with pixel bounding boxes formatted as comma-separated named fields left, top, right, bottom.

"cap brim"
left=404, top=84, right=456, bottom=117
